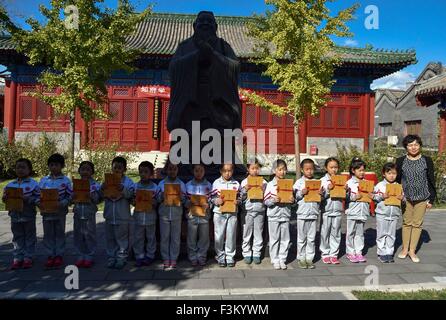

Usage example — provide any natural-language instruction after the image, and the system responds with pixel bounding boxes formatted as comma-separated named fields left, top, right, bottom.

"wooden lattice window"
left=245, top=105, right=257, bottom=126
left=337, top=108, right=347, bottom=128
left=405, top=120, right=422, bottom=136
left=21, top=99, right=33, bottom=120
left=350, top=108, right=360, bottom=128
left=123, top=101, right=134, bottom=122
left=109, top=101, right=120, bottom=121
left=137, top=102, right=148, bottom=123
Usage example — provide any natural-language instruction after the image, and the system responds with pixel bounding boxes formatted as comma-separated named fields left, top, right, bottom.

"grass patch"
left=353, top=289, right=446, bottom=300
left=433, top=202, right=446, bottom=209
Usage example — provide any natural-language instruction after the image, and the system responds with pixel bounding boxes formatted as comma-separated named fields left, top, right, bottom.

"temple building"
left=0, top=13, right=417, bottom=166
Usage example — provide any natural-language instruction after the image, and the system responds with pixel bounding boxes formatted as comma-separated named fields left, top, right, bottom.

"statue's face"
left=194, top=13, right=217, bottom=40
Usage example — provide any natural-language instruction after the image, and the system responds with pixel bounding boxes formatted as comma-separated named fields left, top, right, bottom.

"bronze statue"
left=168, top=11, right=244, bottom=176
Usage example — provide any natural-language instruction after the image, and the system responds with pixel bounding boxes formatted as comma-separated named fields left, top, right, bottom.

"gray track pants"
left=133, top=224, right=157, bottom=259
left=241, top=211, right=264, bottom=258
left=376, top=217, right=398, bottom=256
left=74, top=217, right=96, bottom=261
left=105, top=223, right=129, bottom=261
left=296, top=219, right=317, bottom=262
left=11, top=220, right=36, bottom=260
left=346, top=219, right=365, bottom=255
left=159, top=218, right=182, bottom=261
left=319, top=215, right=342, bottom=258
left=187, top=219, right=209, bottom=262
left=268, top=220, right=290, bottom=265
left=43, top=218, right=66, bottom=257
left=213, top=212, right=237, bottom=264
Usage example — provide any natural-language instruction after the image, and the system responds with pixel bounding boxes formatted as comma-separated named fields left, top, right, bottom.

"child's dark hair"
left=16, top=158, right=33, bottom=173
left=112, top=156, right=127, bottom=169
left=382, top=162, right=397, bottom=174
left=324, top=157, right=340, bottom=168
left=349, top=157, right=366, bottom=175
left=78, top=161, right=95, bottom=174
left=247, top=158, right=262, bottom=169
left=47, top=153, right=65, bottom=168
left=220, top=163, right=234, bottom=171
left=300, top=158, right=315, bottom=169
left=139, top=161, right=154, bottom=174
left=192, top=163, right=205, bottom=170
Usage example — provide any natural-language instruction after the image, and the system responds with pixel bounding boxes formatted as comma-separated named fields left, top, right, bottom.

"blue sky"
left=2, top=0, right=445, bottom=90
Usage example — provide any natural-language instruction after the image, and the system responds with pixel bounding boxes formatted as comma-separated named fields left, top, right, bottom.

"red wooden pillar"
left=439, top=111, right=446, bottom=153
left=5, top=80, right=17, bottom=142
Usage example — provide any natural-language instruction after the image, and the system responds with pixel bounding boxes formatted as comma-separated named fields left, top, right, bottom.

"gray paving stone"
left=252, top=293, right=285, bottom=300
left=243, top=269, right=289, bottom=278
left=153, top=270, right=199, bottom=280
left=224, top=277, right=272, bottom=289
left=199, top=269, right=245, bottom=279
left=126, top=279, right=176, bottom=291
left=315, top=275, right=363, bottom=287
left=283, top=292, right=348, bottom=300
left=76, top=280, right=127, bottom=292
left=398, top=272, right=439, bottom=284
left=403, top=263, right=446, bottom=273
left=0, top=279, right=30, bottom=292
left=356, top=274, right=407, bottom=285
left=222, top=295, right=254, bottom=300
left=175, top=278, right=223, bottom=290
left=269, top=276, right=319, bottom=288
left=105, top=270, right=154, bottom=281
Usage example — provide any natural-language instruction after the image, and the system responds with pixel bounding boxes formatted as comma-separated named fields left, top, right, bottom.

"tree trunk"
left=69, top=110, right=76, bottom=178
left=294, top=123, right=301, bottom=179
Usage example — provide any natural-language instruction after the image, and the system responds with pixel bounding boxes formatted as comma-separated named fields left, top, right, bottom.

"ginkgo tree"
left=244, top=0, right=358, bottom=177
left=0, top=0, right=151, bottom=174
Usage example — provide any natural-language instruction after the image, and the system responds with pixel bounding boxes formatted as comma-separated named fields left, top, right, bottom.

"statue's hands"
left=197, top=40, right=214, bottom=60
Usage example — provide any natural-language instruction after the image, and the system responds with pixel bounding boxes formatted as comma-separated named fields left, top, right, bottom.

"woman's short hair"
left=402, top=135, right=423, bottom=149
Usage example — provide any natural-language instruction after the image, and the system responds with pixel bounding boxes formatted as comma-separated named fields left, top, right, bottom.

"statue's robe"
left=167, top=36, right=241, bottom=134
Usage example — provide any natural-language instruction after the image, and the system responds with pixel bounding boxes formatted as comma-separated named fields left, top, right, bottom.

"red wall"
left=4, top=83, right=373, bottom=154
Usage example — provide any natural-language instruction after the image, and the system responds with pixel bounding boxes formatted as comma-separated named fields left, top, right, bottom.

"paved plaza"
left=1, top=210, right=446, bottom=300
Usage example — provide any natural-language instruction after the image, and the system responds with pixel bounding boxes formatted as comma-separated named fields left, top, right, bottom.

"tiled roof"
left=416, top=73, right=446, bottom=97
left=0, top=12, right=417, bottom=67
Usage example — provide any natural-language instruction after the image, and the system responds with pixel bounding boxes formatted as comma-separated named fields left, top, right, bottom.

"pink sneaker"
left=356, top=254, right=367, bottom=263
left=322, top=257, right=331, bottom=264
left=330, top=257, right=341, bottom=265
left=347, top=254, right=359, bottom=263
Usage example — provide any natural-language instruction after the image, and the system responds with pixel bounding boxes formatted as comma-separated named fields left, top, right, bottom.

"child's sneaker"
left=273, top=263, right=281, bottom=270
left=114, top=259, right=126, bottom=270
left=218, top=261, right=227, bottom=268
left=170, top=261, right=177, bottom=269
left=378, top=255, right=388, bottom=264
left=135, top=258, right=145, bottom=267
left=191, top=260, right=198, bottom=267
left=356, top=254, right=367, bottom=263
left=107, top=258, right=116, bottom=269
left=243, top=256, right=253, bottom=265
left=329, top=257, right=341, bottom=265
left=227, top=261, right=235, bottom=268
left=163, top=260, right=171, bottom=270
left=83, top=260, right=93, bottom=268
left=11, top=259, right=23, bottom=270
left=45, top=256, right=55, bottom=268
left=322, top=257, right=331, bottom=264
left=252, top=257, right=261, bottom=265
left=143, top=257, right=154, bottom=266
left=279, top=261, right=287, bottom=270
left=298, top=260, right=307, bottom=269
left=198, top=259, right=207, bottom=267
left=75, top=259, right=85, bottom=268
left=23, top=258, right=33, bottom=269
left=387, top=255, right=395, bottom=263
left=53, top=256, right=64, bottom=268
left=346, top=254, right=359, bottom=263
left=306, top=260, right=315, bottom=269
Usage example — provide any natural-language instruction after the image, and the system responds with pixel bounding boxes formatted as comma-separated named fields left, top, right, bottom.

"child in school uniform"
left=373, top=163, right=405, bottom=263
left=345, top=157, right=373, bottom=263
left=39, top=153, right=72, bottom=269
left=185, top=163, right=212, bottom=267
left=133, top=161, right=158, bottom=267
left=73, top=161, right=102, bottom=268
left=2, top=159, right=40, bottom=269
left=240, top=159, right=267, bottom=265
left=293, top=159, right=323, bottom=269
left=210, top=163, right=241, bottom=268
left=156, top=160, right=186, bottom=270
left=101, top=156, right=135, bottom=269
left=264, top=159, right=293, bottom=270
left=320, top=157, right=345, bottom=265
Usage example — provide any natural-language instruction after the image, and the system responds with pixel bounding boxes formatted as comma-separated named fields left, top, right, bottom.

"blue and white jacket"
left=210, top=176, right=241, bottom=215
left=133, top=180, right=158, bottom=226
left=373, top=180, right=404, bottom=221
left=4, top=177, right=40, bottom=222
left=293, top=176, right=321, bottom=220
left=102, top=175, right=135, bottom=225
left=73, top=178, right=102, bottom=220
left=185, top=178, right=212, bottom=223
left=346, top=176, right=370, bottom=221
left=320, top=173, right=344, bottom=217
left=39, top=174, right=73, bottom=220
left=263, top=177, right=292, bottom=222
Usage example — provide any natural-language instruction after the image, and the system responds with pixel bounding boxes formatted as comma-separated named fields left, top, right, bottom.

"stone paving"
left=1, top=210, right=446, bottom=300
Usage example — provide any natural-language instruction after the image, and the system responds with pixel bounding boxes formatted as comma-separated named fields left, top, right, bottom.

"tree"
left=244, top=0, right=358, bottom=177
left=0, top=0, right=151, bottom=175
